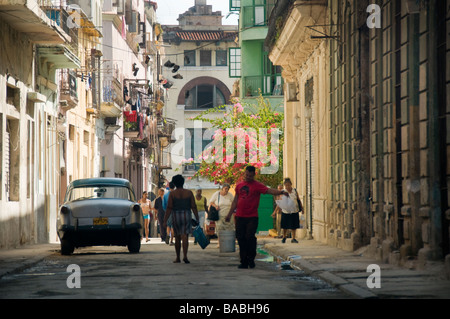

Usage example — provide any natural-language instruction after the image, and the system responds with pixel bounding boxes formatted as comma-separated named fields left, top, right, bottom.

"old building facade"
left=0, top=0, right=167, bottom=247
left=0, top=0, right=80, bottom=247
left=161, top=0, right=238, bottom=193
left=267, top=0, right=449, bottom=266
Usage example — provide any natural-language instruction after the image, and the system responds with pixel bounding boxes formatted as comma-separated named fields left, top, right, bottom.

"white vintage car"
left=57, top=178, right=144, bottom=255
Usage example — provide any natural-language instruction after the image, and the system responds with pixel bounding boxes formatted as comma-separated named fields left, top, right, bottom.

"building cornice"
left=267, top=0, right=327, bottom=82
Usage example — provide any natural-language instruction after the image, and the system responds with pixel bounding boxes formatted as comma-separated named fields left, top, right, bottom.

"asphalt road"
left=0, top=238, right=350, bottom=301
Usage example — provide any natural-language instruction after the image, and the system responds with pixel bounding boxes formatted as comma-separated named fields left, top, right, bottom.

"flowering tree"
left=184, top=95, right=284, bottom=188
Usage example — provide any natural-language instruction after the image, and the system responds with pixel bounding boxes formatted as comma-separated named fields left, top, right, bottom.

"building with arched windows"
left=161, top=0, right=238, bottom=193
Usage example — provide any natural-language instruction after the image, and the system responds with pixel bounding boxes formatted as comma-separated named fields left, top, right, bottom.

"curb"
left=0, top=256, right=47, bottom=280
left=0, top=244, right=58, bottom=280
left=263, top=244, right=378, bottom=299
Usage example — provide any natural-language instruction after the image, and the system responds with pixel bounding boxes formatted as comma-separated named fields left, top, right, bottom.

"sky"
left=154, top=0, right=239, bottom=25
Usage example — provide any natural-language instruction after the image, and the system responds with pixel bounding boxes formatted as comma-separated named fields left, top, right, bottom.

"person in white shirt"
left=208, top=183, right=235, bottom=232
left=281, top=178, right=303, bottom=243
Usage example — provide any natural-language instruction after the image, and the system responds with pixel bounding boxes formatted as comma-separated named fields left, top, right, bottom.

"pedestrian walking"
left=138, top=191, right=152, bottom=242
left=280, top=178, right=302, bottom=243
left=163, top=175, right=199, bottom=264
left=225, top=166, right=288, bottom=269
left=153, top=188, right=167, bottom=242
left=271, top=184, right=283, bottom=238
left=163, top=182, right=175, bottom=245
left=209, top=183, right=235, bottom=237
left=194, top=187, right=208, bottom=244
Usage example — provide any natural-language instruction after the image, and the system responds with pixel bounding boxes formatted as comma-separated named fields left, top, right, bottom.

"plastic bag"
left=276, top=196, right=297, bottom=213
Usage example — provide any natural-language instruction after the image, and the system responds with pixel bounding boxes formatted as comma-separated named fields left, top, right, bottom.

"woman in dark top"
left=153, top=188, right=167, bottom=242
left=163, top=175, right=199, bottom=263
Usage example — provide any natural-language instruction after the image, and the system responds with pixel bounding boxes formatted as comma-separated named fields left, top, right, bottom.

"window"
left=229, top=48, right=241, bottom=78
left=27, top=120, right=34, bottom=199
left=6, top=85, right=20, bottom=110
left=184, top=50, right=196, bottom=66
left=242, top=0, right=270, bottom=28
left=200, top=50, right=211, bottom=66
left=185, top=85, right=226, bottom=110
left=230, top=0, right=241, bottom=11
left=6, top=119, right=20, bottom=201
left=263, top=51, right=283, bottom=96
left=216, top=50, right=227, bottom=66
left=69, top=124, right=75, bottom=141
left=83, top=130, right=89, bottom=145
left=185, top=128, right=213, bottom=161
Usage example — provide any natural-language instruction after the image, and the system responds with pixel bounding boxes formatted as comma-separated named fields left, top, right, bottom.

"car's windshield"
left=67, top=186, right=135, bottom=202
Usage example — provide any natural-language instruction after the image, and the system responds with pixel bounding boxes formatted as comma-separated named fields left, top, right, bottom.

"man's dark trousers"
left=235, top=217, right=258, bottom=266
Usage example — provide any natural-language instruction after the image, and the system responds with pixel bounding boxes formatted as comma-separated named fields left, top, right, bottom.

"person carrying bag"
left=207, top=193, right=220, bottom=221
left=278, top=178, right=302, bottom=244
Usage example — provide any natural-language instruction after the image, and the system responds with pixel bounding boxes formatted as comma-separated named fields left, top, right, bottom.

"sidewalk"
left=0, top=243, right=58, bottom=280
left=260, top=236, right=450, bottom=299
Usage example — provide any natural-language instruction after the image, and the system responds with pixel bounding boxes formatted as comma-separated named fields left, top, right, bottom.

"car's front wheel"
left=61, top=239, right=74, bottom=255
left=127, top=233, right=141, bottom=253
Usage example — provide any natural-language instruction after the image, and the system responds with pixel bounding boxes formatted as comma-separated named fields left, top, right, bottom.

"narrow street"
left=1, top=0, right=449, bottom=304
left=0, top=238, right=349, bottom=300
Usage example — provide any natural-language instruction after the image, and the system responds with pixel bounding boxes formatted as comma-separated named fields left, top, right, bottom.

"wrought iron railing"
left=243, top=75, right=283, bottom=97
left=44, top=6, right=79, bottom=56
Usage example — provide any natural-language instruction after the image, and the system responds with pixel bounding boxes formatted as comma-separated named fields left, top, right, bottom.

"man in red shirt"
left=226, top=166, right=288, bottom=269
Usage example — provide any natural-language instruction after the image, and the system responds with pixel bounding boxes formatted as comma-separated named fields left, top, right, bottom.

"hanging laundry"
left=124, top=110, right=137, bottom=122
left=139, top=113, right=144, bottom=139
left=136, top=93, right=141, bottom=112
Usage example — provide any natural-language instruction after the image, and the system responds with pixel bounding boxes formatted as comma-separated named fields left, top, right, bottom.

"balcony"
left=44, top=6, right=79, bottom=56
left=0, top=0, right=71, bottom=44
left=123, top=111, right=139, bottom=139
left=182, top=163, right=200, bottom=175
left=59, top=69, right=78, bottom=111
left=157, top=118, right=176, bottom=143
left=101, top=79, right=123, bottom=117
left=123, top=111, right=149, bottom=148
left=66, top=0, right=102, bottom=37
left=243, top=75, right=283, bottom=97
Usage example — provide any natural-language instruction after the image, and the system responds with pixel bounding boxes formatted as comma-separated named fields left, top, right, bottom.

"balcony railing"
left=157, top=118, right=176, bottom=142
left=182, top=163, right=201, bottom=174
left=103, top=79, right=124, bottom=105
left=44, top=6, right=79, bottom=56
left=243, top=75, right=283, bottom=97
left=0, top=0, right=70, bottom=44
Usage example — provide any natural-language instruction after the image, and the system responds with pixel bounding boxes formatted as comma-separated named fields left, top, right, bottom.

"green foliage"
left=186, top=94, right=284, bottom=188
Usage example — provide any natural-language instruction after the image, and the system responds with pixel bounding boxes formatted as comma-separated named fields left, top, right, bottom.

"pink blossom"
left=234, top=103, right=244, bottom=113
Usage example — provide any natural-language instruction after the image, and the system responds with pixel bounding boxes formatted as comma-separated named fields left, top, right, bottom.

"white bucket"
left=219, top=230, right=236, bottom=253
